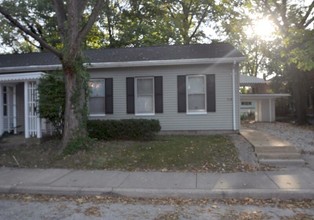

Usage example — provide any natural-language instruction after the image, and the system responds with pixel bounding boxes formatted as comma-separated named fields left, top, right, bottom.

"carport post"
left=269, top=98, right=272, bottom=122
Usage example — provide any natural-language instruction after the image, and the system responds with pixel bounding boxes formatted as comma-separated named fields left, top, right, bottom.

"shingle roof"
left=0, top=42, right=243, bottom=70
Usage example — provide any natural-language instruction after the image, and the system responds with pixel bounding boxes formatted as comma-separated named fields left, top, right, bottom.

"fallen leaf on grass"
left=84, top=206, right=101, bottom=217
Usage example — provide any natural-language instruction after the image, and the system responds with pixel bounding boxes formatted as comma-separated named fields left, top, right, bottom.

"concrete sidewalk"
left=1, top=167, right=314, bottom=199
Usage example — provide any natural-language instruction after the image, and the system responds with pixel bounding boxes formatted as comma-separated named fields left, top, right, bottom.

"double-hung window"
left=135, top=77, right=154, bottom=115
left=89, top=79, right=105, bottom=115
left=177, top=74, right=215, bottom=113
left=187, top=75, right=206, bottom=113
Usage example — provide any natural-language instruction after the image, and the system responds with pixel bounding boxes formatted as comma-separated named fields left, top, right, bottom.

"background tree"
left=218, top=0, right=313, bottom=124
left=0, top=0, right=61, bottom=53
left=0, top=0, right=105, bottom=148
left=257, top=0, right=314, bottom=124
left=163, top=0, right=216, bottom=44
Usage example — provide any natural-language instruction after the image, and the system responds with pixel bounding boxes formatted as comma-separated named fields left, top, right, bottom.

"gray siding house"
left=0, top=43, right=244, bottom=138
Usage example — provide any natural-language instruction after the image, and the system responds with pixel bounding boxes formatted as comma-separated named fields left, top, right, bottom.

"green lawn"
left=0, top=135, right=242, bottom=172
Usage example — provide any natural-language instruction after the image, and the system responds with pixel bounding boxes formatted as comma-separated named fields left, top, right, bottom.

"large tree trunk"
left=62, top=59, right=88, bottom=148
left=291, top=67, right=308, bottom=125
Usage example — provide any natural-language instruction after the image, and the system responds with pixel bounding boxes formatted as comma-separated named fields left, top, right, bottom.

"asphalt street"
left=1, top=195, right=314, bottom=220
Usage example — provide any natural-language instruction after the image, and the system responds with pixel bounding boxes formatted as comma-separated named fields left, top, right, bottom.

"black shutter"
left=206, top=74, right=216, bottom=112
left=154, top=76, right=163, bottom=113
left=177, top=75, right=186, bottom=113
left=126, top=77, right=135, bottom=114
left=105, top=78, right=113, bottom=114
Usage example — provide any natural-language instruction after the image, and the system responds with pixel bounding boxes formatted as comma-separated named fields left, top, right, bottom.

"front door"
left=2, top=85, right=17, bottom=134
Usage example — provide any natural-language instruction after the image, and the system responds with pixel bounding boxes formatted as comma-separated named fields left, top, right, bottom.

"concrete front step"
left=254, top=146, right=299, bottom=154
left=257, top=152, right=302, bottom=160
left=259, top=159, right=305, bottom=167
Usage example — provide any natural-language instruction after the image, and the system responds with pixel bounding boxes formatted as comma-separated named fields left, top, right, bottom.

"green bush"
left=87, top=119, right=161, bottom=140
left=38, top=72, right=65, bottom=136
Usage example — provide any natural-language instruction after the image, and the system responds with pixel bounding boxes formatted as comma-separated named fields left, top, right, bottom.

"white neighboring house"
left=240, top=75, right=290, bottom=122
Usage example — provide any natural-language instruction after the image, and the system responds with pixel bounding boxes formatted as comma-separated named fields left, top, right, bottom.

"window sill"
left=135, top=113, right=155, bottom=116
left=89, top=114, right=106, bottom=117
left=186, top=111, right=207, bottom=115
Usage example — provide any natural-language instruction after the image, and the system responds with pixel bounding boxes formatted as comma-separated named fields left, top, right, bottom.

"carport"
left=240, top=75, right=290, bottom=122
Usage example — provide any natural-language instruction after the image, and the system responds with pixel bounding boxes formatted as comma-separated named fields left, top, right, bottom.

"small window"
left=241, top=101, right=252, bottom=106
left=89, top=79, right=105, bottom=115
left=187, top=75, right=206, bottom=113
left=135, top=77, right=154, bottom=115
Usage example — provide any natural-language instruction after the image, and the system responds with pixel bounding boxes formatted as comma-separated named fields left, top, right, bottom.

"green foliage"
left=0, top=0, right=61, bottom=53
left=38, top=72, right=65, bottom=135
left=0, top=0, right=221, bottom=52
left=87, top=119, right=161, bottom=141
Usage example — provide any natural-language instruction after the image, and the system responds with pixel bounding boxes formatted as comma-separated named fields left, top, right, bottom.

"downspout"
left=232, top=61, right=237, bottom=130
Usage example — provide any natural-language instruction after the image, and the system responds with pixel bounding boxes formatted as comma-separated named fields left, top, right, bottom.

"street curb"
left=1, top=186, right=314, bottom=200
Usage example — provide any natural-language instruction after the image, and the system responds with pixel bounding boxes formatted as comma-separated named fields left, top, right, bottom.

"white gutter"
left=240, top=94, right=290, bottom=100
left=0, top=72, right=46, bottom=81
left=0, top=57, right=245, bottom=73
left=232, top=61, right=237, bottom=131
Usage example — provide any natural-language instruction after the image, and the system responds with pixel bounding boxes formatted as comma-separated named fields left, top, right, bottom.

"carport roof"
left=240, top=75, right=266, bottom=85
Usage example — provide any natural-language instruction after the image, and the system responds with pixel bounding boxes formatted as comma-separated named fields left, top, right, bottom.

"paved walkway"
left=1, top=167, right=314, bottom=199
left=240, top=129, right=305, bottom=166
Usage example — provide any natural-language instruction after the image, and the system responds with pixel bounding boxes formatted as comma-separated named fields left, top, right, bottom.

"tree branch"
left=77, top=0, right=104, bottom=44
left=188, top=4, right=210, bottom=42
left=20, top=33, right=42, bottom=50
left=77, top=0, right=88, bottom=17
left=261, top=0, right=286, bottom=34
left=51, top=0, right=67, bottom=38
left=304, top=16, right=314, bottom=28
left=0, top=5, right=62, bottom=57
left=300, top=1, right=314, bottom=27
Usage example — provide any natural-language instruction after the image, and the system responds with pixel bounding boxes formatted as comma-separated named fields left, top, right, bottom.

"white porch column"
left=13, top=86, right=17, bottom=134
left=36, top=80, right=41, bottom=138
left=255, top=100, right=262, bottom=122
left=0, top=84, right=3, bottom=136
left=24, top=81, right=29, bottom=138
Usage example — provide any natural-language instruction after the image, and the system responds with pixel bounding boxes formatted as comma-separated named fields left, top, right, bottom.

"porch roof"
left=240, top=93, right=290, bottom=100
left=0, top=72, right=45, bottom=82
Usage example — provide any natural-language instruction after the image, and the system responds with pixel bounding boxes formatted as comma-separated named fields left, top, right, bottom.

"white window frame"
left=186, top=75, right=207, bottom=114
left=135, top=77, right=155, bottom=116
left=89, top=79, right=106, bottom=116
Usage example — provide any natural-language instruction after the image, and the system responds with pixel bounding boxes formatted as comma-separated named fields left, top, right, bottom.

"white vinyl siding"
left=187, top=75, right=206, bottom=113
left=89, top=63, right=238, bottom=131
left=135, top=77, right=154, bottom=115
left=89, top=79, right=105, bottom=115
